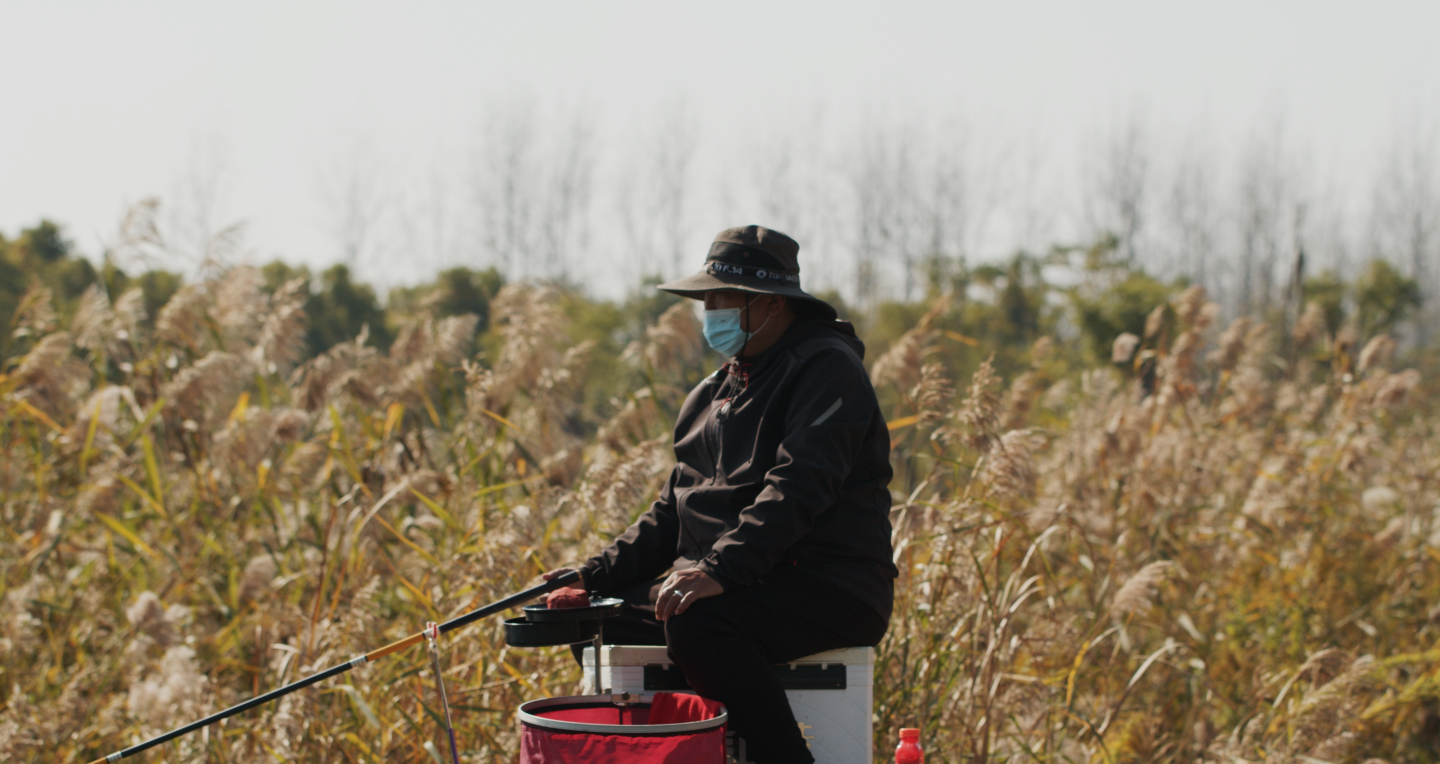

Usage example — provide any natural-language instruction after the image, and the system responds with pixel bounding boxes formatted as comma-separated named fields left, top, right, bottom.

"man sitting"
left=545, top=225, right=896, bottom=764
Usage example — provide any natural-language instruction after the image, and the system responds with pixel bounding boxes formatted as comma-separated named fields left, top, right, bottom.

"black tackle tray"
left=503, top=597, right=623, bottom=647
left=503, top=616, right=603, bottom=647
left=521, top=598, right=623, bottom=622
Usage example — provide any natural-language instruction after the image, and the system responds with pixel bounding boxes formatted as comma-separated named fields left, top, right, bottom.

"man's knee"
left=664, top=600, right=732, bottom=664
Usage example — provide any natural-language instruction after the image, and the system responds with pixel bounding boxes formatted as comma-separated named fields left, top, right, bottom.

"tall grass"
left=1, top=274, right=1436, bottom=763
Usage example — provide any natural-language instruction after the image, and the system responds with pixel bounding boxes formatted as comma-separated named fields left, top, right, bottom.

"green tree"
left=430, top=267, right=503, bottom=326
left=1355, top=259, right=1422, bottom=337
left=1072, top=268, right=1174, bottom=363
left=13, top=220, right=69, bottom=263
left=960, top=253, right=1056, bottom=374
left=307, top=264, right=392, bottom=355
left=0, top=232, right=26, bottom=361
left=261, top=260, right=311, bottom=293
left=260, top=260, right=392, bottom=354
left=100, top=259, right=183, bottom=320
left=7, top=220, right=98, bottom=303
left=1, top=220, right=105, bottom=361
left=132, top=269, right=184, bottom=319
left=995, top=256, right=1044, bottom=345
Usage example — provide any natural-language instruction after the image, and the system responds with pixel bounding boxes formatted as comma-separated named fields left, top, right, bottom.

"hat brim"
left=657, top=271, right=838, bottom=320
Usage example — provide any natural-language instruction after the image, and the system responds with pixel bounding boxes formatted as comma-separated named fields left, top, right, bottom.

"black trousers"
left=572, top=563, right=888, bottom=764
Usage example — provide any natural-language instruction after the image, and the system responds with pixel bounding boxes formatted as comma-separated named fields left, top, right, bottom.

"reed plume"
left=623, top=302, right=704, bottom=376
left=1109, top=561, right=1175, bottom=618
left=950, top=355, right=1001, bottom=452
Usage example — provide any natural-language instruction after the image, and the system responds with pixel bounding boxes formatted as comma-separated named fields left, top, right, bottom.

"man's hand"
left=542, top=568, right=586, bottom=590
left=656, top=568, right=723, bottom=621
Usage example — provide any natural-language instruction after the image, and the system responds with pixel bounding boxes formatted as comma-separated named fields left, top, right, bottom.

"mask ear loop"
left=738, top=294, right=774, bottom=358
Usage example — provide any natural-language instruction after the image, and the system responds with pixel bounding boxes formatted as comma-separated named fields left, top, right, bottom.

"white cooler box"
left=582, top=644, right=874, bottom=764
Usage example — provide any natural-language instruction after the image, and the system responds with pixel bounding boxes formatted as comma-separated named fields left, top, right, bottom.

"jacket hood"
left=822, top=319, right=866, bottom=361
left=737, top=316, right=864, bottom=366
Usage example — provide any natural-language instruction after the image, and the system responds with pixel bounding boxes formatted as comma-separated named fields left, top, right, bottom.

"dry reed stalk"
left=909, top=361, right=954, bottom=425
left=979, top=429, right=1042, bottom=502
left=154, top=283, right=209, bottom=351
left=250, top=277, right=310, bottom=376
left=622, top=301, right=704, bottom=376
left=577, top=436, right=671, bottom=536
left=871, top=296, right=948, bottom=393
left=162, top=350, right=248, bottom=426
left=1109, top=561, right=1175, bottom=618
left=1293, top=302, right=1328, bottom=347
left=595, top=388, right=663, bottom=452
left=13, top=331, right=88, bottom=420
left=944, top=355, right=1001, bottom=452
left=11, top=285, right=59, bottom=337
left=1112, top=332, right=1141, bottom=364
left=1357, top=334, right=1396, bottom=374
left=212, top=266, right=267, bottom=352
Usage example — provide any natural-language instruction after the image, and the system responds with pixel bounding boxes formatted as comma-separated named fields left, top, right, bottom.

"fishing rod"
left=88, top=570, right=581, bottom=764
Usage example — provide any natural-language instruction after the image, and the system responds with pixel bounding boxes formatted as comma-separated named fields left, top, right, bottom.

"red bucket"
left=518, top=693, right=727, bottom=764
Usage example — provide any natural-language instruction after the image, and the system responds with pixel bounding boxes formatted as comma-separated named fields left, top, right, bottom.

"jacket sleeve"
left=695, top=346, right=877, bottom=590
left=579, top=466, right=682, bottom=595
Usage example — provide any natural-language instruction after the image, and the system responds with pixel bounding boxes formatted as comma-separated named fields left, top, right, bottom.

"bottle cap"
left=900, top=728, right=920, bottom=739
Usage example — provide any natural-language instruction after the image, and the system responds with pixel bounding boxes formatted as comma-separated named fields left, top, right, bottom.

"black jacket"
left=581, top=318, right=897, bottom=620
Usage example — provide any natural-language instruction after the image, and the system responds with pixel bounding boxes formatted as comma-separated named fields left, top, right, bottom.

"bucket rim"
left=518, top=694, right=728, bottom=735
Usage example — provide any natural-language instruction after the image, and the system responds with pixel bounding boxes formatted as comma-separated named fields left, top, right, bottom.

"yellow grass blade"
left=227, top=391, right=250, bottom=423
left=12, top=399, right=62, bottom=432
left=393, top=572, right=437, bottom=613
left=123, top=397, right=165, bottom=446
left=341, top=732, right=376, bottom=758
left=140, top=434, right=166, bottom=515
left=79, top=398, right=102, bottom=478
left=328, top=404, right=372, bottom=497
left=117, top=474, right=168, bottom=518
left=95, top=513, right=158, bottom=559
left=888, top=414, right=921, bottom=431
left=419, top=390, right=442, bottom=427
left=468, top=475, right=546, bottom=499
left=479, top=408, right=522, bottom=431
left=1065, top=626, right=1119, bottom=708
left=501, top=660, right=536, bottom=692
left=373, top=513, right=441, bottom=567
left=944, top=330, right=981, bottom=346
left=409, top=488, right=457, bottom=529
left=383, top=402, right=405, bottom=438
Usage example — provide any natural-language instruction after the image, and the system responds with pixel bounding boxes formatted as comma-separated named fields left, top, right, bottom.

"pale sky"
left=2, top=1, right=1437, bottom=298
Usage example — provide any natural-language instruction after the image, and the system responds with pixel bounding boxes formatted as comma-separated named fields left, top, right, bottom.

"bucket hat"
left=657, top=225, right=837, bottom=320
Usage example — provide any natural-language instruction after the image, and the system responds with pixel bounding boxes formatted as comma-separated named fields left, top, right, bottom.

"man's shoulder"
left=787, top=325, right=865, bottom=368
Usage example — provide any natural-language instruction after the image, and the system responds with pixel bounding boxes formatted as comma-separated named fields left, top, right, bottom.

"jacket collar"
left=734, top=318, right=864, bottom=370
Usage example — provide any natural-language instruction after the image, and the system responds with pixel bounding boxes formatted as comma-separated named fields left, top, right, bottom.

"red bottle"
left=896, top=728, right=924, bottom=764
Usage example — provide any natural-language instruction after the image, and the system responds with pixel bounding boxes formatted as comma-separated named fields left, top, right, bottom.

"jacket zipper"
left=710, top=361, right=749, bottom=477
left=709, top=392, right=727, bottom=475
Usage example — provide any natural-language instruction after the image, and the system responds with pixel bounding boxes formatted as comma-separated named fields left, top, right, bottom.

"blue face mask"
left=703, top=298, right=771, bottom=357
